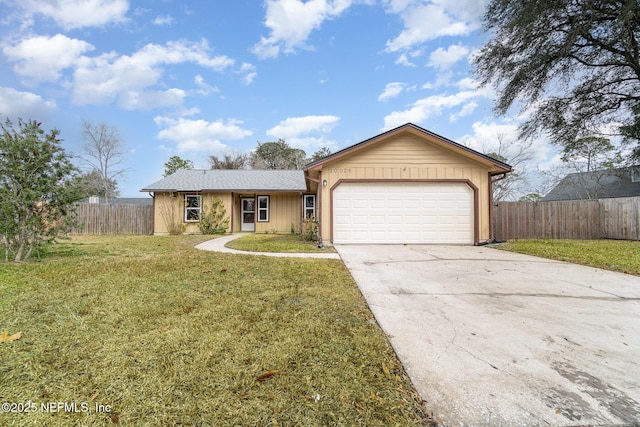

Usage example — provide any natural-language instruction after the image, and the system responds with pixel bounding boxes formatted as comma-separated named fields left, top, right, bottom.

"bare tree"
left=80, top=120, right=127, bottom=203
left=481, top=133, right=534, bottom=201
left=209, top=150, right=249, bottom=169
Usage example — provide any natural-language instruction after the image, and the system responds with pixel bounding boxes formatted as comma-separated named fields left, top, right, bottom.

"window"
left=304, top=195, right=316, bottom=219
left=257, top=195, right=269, bottom=222
left=184, top=195, right=201, bottom=222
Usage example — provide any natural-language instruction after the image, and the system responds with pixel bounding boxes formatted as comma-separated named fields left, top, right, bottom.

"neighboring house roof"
left=542, top=166, right=640, bottom=201
left=304, top=122, right=512, bottom=174
left=82, top=197, right=153, bottom=205
left=140, top=169, right=307, bottom=192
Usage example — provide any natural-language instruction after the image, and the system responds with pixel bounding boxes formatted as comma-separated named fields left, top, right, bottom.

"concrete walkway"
left=195, top=234, right=341, bottom=259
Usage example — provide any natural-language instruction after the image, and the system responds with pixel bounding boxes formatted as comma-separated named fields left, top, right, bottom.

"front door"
left=241, top=198, right=255, bottom=231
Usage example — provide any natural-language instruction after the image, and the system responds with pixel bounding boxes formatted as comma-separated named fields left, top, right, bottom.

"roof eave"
left=140, top=187, right=306, bottom=193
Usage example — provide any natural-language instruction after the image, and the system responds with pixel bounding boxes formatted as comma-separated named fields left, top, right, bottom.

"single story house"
left=542, top=166, right=640, bottom=201
left=141, top=123, right=512, bottom=245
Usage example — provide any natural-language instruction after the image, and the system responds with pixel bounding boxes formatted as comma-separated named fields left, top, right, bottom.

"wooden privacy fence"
left=495, top=197, right=640, bottom=241
left=71, top=203, right=153, bottom=235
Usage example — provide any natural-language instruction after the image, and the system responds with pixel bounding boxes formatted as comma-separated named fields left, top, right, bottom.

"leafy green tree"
left=77, top=170, right=119, bottom=198
left=474, top=1, right=640, bottom=152
left=0, top=119, right=84, bottom=262
left=560, top=136, right=621, bottom=172
left=250, top=139, right=307, bottom=169
left=552, top=136, right=624, bottom=199
left=309, top=147, right=332, bottom=163
left=620, top=105, right=640, bottom=159
left=163, top=155, right=194, bottom=176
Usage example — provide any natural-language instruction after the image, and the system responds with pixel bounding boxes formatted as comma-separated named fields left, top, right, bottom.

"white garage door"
left=333, top=182, right=473, bottom=244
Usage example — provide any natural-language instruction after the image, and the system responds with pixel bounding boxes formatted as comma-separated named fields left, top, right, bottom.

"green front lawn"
left=225, top=233, right=336, bottom=253
left=0, top=235, right=427, bottom=426
left=499, top=239, right=640, bottom=276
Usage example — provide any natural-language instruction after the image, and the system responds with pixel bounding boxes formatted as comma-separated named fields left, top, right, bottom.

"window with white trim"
left=184, top=195, right=201, bottom=222
left=257, top=195, right=269, bottom=222
left=304, top=194, right=316, bottom=219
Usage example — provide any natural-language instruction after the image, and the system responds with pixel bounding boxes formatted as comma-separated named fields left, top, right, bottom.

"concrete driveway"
left=335, top=244, right=640, bottom=426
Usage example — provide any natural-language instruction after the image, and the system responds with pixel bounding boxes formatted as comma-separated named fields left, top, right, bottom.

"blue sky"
left=0, top=0, right=558, bottom=197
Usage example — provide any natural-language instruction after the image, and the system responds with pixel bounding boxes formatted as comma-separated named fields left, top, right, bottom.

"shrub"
left=199, top=197, right=229, bottom=235
left=301, top=216, right=318, bottom=241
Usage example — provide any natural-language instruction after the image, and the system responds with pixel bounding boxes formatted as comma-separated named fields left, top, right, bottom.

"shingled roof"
left=141, top=169, right=307, bottom=192
left=543, top=166, right=640, bottom=201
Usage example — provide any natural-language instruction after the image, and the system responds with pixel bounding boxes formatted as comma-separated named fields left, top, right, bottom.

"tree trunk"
left=14, top=241, right=24, bottom=262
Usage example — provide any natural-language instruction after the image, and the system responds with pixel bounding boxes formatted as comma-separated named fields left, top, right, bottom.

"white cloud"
left=154, top=117, right=253, bottom=152
left=383, top=87, right=490, bottom=129
left=449, top=101, right=477, bottom=121
left=239, top=63, right=257, bottom=85
left=459, top=119, right=559, bottom=196
left=193, top=75, right=219, bottom=96
left=153, top=15, right=174, bottom=26
left=267, top=115, right=339, bottom=139
left=456, top=77, right=479, bottom=91
left=395, top=53, right=416, bottom=67
left=3, top=36, right=236, bottom=110
left=267, top=115, right=340, bottom=150
left=3, top=34, right=94, bottom=82
left=15, top=0, right=129, bottom=30
left=385, top=2, right=470, bottom=53
left=460, top=121, right=520, bottom=151
left=428, top=43, right=469, bottom=70
left=71, top=39, right=234, bottom=109
left=252, top=0, right=353, bottom=59
left=119, top=88, right=186, bottom=111
left=460, top=121, right=552, bottom=164
left=0, top=86, right=57, bottom=120
left=378, top=82, right=405, bottom=102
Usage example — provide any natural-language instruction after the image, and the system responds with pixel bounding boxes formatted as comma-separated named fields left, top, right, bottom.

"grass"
left=499, top=239, right=640, bottom=276
left=0, top=235, right=428, bottom=426
left=225, top=233, right=336, bottom=253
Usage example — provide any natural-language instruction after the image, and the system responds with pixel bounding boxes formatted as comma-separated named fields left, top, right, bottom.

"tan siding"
left=317, top=134, right=493, bottom=242
left=153, top=192, right=233, bottom=235
left=154, top=192, right=181, bottom=234
left=255, top=193, right=301, bottom=234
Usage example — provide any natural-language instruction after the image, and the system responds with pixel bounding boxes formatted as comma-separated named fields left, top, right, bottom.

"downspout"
left=304, top=172, right=323, bottom=247
left=148, top=192, right=155, bottom=235
left=230, top=192, right=234, bottom=234
left=489, top=173, right=508, bottom=243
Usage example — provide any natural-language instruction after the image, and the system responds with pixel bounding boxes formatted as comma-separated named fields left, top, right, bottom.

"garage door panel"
left=333, top=182, right=472, bottom=244
left=370, top=215, right=386, bottom=224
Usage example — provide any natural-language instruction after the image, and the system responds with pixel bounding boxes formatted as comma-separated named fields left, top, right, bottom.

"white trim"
left=257, top=195, right=269, bottom=222
left=241, top=197, right=255, bottom=231
left=184, top=194, right=201, bottom=222
left=303, top=194, right=316, bottom=219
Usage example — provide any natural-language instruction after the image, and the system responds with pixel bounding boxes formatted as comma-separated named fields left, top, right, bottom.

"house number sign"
left=328, top=167, right=352, bottom=173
